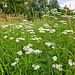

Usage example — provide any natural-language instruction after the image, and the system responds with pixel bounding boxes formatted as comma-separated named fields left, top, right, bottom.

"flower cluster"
left=52, top=64, right=63, bottom=71
left=68, top=59, right=75, bottom=66
left=54, top=23, right=59, bottom=27
left=30, top=37, right=42, bottom=41
left=11, top=58, right=19, bottom=66
left=23, top=44, right=42, bottom=54
left=27, top=30, right=35, bottom=34
left=2, top=25, right=8, bottom=28
left=16, top=25, right=22, bottom=29
left=16, top=38, right=25, bottom=42
left=45, top=42, right=54, bottom=46
left=17, top=51, right=23, bottom=55
left=52, top=56, right=57, bottom=61
left=62, top=30, right=73, bottom=34
left=44, top=23, right=50, bottom=28
left=49, top=29, right=56, bottom=33
left=38, top=27, right=50, bottom=33
left=32, top=64, right=40, bottom=70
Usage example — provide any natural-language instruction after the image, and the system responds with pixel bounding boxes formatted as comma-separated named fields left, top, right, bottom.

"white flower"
left=68, top=59, right=75, bottom=66
left=16, top=39, right=19, bottom=42
left=52, top=46, right=55, bottom=49
left=4, top=36, right=8, bottom=38
left=34, top=50, right=42, bottom=54
left=30, top=37, right=42, bottom=41
left=73, top=62, right=75, bottom=65
left=15, top=58, right=19, bottom=63
left=17, top=51, right=23, bottom=55
left=16, top=25, right=22, bottom=29
left=23, top=19, right=27, bottom=21
left=32, top=64, right=35, bottom=67
left=2, top=25, right=8, bottom=28
left=38, top=27, right=44, bottom=30
left=49, top=29, right=56, bottom=33
left=10, top=37, right=14, bottom=40
left=64, top=30, right=73, bottom=33
left=17, top=38, right=25, bottom=40
left=52, top=64, right=56, bottom=68
left=11, top=58, right=19, bottom=66
left=16, top=38, right=25, bottom=42
left=34, top=65, right=40, bottom=70
left=56, top=64, right=62, bottom=69
left=23, top=44, right=42, bottom=55
left=55, top=23, right=58, bottom=25
left=30, top=32, right=35, bottom=34
left=28, top=44, right=33, bottom=47
left=59, top=68, right=63, bottom=71
left=45, top=42, right=51, bottom=46
left=68, top=59, right=73, bottom=66
left=32, top=64, right=40, bottom=70
left=54, top=25, right=59, bottom=27
left=24, top=2, right=28, bottom=5
left=11, top=62, right=16, bottom=66
left=44, top=23, right=50, bottom=28
left=23, top=46, right=30, bottom=51
left=26, top=51, right=32, bottom=54
left=39, top=30, right=45, bottom=33
left=59, top=20, right=66, bottom=23
left=45, top=42, right=54, bottom=46
left=62, top=32, right=67, bottom=34
left=52, top=56, right=57, bottom=61
left=52, top=64, right=63, bottom=71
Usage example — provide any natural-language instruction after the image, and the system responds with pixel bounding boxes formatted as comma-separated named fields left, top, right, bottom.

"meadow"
left=0, top=9, right=75, bottom=75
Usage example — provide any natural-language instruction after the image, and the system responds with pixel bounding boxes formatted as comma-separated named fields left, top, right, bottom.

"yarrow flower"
left=52, top=56, right=57, bottom=61
left=16, top=38, right=25, bottom=42
left=4, top=36, right=8, bottom=38
left=11, top=58, right=19, bottom=66
left=32, top=64, right=40, bottom=70
left=17, top=51, right=23, bottom=55
left=2, top=25, right=8, bottom=28
left=16, top=25, right=22, bottom=29
left=23, top=19, right=27, bottom=21
left=52, top=64, right=63, bottom=71
left=23, top=44, right=42, bottom=54
left=52, top=46, right=55, bottom=49
left=62, top=32, right=67, bottom=34
left=49, top=29, right=56, bottom=33
left=62, top=30, right=73, bottom=34
left=68, top=59, right=75, bottom=66
left=30, top=37, right=42, bottom=41
left=27, top=30, right=35, bottom=34
left=11, top=62, right=16, bottom=66
left=34, top=50, right=42, bottom=54
left=10, top=37, right=14, bottom=40
left=45, top=42, right=54, bottom=46
left=38, top=27, right=50, bottom=33
left=44, top=23, right=50, bottom=28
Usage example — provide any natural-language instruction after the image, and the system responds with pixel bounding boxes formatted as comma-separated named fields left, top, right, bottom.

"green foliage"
left=48, top=0, right=59, bottom=10
left=0, top=0, right=31, bottom=15
left=0, top=0, right=60, bottom=20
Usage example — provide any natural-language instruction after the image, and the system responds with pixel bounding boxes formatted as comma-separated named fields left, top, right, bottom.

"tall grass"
left=0, top=8, right=75, bottom=75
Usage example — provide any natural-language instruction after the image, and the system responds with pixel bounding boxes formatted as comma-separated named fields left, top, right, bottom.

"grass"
left=0, top=13, right=75, bottom=75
